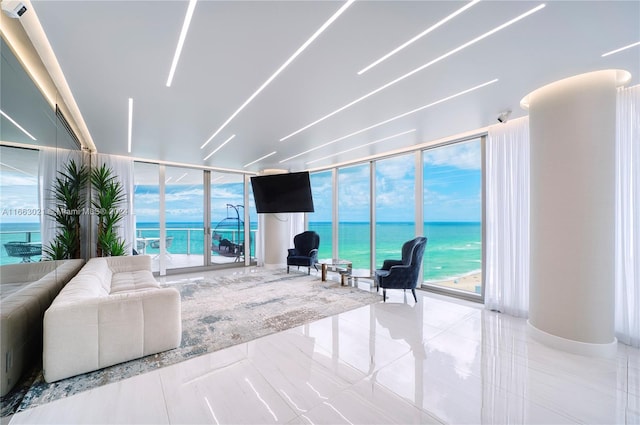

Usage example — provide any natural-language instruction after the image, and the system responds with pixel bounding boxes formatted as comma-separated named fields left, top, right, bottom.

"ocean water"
left=310, top=221, right=481, bottom=281
left=1, top=222, right=481, bottom=282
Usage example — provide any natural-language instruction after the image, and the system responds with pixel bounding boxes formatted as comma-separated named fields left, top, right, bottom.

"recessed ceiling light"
left=0, top=109, right=37, bottom=141
left=200, top=0, right=355, bottom=150
left=280, top=3, right=545, bottom=142
left=602, top=41, right=640, bottom=57
left=306, top=129, right=416, bottom=165
left=127, top=98, right=133, bottom=153
left=358, top=0, right=481, bottom=75
left=244, top=151, right=277, bottom=168
left=166, top=0, right=198, bottom=87
left=203, top=134, right=236, bottom=161
left=280, top=78, right=498, bottom=164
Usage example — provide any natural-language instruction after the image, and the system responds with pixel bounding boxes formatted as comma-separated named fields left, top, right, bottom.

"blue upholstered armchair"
left=287, top=231, right=320, bottom=274
left=374, top=236, right=427, bottom=302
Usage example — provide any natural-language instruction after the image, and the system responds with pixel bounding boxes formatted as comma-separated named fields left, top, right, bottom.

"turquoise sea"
left=1, top=222, right=481, bottom=282
left=310, top=221, right=481, bottom=281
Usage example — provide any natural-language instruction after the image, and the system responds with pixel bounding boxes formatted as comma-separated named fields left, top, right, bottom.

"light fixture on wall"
left=497, top=110, right=511, bottom=124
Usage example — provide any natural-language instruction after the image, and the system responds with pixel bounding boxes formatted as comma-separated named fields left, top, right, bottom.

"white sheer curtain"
left=615, top=84, right=640, bottom=347
left=485, top=117, right=530, bottom=317
left=90, top=153, right=135, bottom=256
left=39, top=147, right=88, bottom=257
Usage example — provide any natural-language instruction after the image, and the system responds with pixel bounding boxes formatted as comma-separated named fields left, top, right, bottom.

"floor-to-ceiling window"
left=422, top=139, right=483, bottom=296
left=338, top=164, right=370, bottom=270
left=308, top=170, right=333, bottom=260
left=0, top=146, right=41, bottom=265
left=375, top=154, right=415, bottom=269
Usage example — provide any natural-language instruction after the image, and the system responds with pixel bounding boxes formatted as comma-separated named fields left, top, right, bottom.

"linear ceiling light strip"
left=200, top=0, right=356, bottom=150
left=244, top=151, right=277, bottom=168
left=0, top=162, right=35, bottom=176
left=166, top=0, right=198, bottom=87
left=280, top=3, right=545, bottom=142
left=0, top=110, right=37, bottom=140
left=601, top=41, right=640, bottom=57
left=203, top=134, right=236, bottom=161
left=306, top=129, right=416, bottom=165
left=280, top=78, right=498, bottom=164
left=358, top=0, right=481, bottom=75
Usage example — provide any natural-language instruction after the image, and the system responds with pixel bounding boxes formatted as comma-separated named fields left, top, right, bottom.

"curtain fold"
left=485, top=117, right=530, bottom=318
left=615, top=84, right=640, bottom=347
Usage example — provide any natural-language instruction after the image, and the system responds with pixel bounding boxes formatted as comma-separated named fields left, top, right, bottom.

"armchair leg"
left=287, top=266, right=290, bottom=273
left=308, top=267, right=311, bottom=275
left=411, top=289, right=417, bottom=303
left=383, top=289, right=386, bottom=302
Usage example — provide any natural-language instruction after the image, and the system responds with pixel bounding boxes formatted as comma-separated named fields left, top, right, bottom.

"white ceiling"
left=28, top=0, right=640, bottom=173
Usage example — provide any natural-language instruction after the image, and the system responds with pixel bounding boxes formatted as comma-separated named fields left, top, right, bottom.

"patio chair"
left=149, top=236, right=174, bottom=259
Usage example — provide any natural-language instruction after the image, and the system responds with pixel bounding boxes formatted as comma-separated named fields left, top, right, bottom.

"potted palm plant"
left=43, top=159, right=89, bottom=260
left=91, top=163, right=127, bottom=256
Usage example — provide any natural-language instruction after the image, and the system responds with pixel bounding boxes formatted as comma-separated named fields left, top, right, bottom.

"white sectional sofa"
left=43, top=255, right=181, bottom=382
left=0, top=259, right=85, bottom=396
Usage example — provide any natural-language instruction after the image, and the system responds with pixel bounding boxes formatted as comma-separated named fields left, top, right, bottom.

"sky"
left=311, top=139, right=481, bottom=222
left=1, top=139, right=481, bottom=227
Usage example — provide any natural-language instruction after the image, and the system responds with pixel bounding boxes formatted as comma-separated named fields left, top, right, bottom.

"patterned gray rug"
left=6, top=268, right=380, bottom=413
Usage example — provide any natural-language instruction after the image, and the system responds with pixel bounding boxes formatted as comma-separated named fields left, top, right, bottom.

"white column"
left=259, top=169, right=291, bottom=269
left=263, top=213, right=290, bottom=268
left=522, top=69, right=630, bottom=357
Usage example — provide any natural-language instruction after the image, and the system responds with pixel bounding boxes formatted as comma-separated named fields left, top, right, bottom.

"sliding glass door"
left=211, top=172, right=245, bottom=265
left=164, top=166, right=205, bottom=270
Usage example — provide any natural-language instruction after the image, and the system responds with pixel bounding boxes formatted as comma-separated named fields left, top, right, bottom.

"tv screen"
left=250, top=171, right=314, bottom=213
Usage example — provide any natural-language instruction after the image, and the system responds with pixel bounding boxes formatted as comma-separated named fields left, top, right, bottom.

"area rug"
left=7, top=268, right=380, bottom=413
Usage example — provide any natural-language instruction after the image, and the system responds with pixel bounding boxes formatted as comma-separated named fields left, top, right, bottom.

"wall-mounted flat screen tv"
left=250, top=171, right=314, bottom=213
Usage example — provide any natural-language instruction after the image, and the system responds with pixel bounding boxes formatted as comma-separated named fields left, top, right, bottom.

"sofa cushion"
left=110, top=270, right=159, bottom=293
left=80, top=258, right=113, bottom=294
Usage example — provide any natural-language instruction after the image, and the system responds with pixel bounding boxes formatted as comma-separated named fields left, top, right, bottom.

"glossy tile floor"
left=8, top=268, right=640, bottom=424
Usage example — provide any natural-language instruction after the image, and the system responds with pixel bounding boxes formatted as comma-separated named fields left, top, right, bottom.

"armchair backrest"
left=408, top=236, right=427, bottom=285
left=401, top=239, right=416, bottom=265
left=410, top=237, right=427, bottom=266
left=293, top=231, right=320, bottom=257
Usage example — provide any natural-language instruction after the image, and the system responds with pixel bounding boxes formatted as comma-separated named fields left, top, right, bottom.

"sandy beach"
left=429, top=272, right=482, bottom=294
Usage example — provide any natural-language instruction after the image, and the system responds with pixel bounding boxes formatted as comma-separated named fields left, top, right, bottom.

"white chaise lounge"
left=43, top=255, right=181, bottom=382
